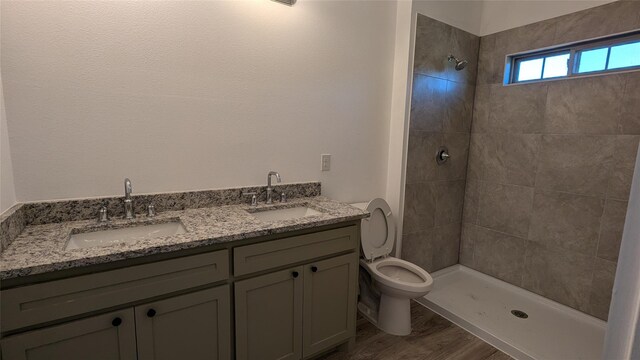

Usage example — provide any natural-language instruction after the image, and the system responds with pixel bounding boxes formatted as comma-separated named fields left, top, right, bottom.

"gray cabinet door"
left=235, top=266, right=304, bottom=360
left=0, top=308, right=136, bottom=360
left=303, top=253, right=358, bottom=358
left=135, top=285, right=231, bottom=360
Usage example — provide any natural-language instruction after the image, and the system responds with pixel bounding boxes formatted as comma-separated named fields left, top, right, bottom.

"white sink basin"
left=249, top=206, right=322, bottom=222
left=66, top=221, right=187, bottom=250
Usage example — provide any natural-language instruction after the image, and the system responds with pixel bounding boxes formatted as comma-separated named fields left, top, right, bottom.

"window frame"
left=509, top=31, right=640, bottom=84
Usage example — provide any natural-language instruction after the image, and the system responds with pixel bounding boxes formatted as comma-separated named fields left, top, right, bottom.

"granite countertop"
left=0, top=196, right=368, bottom=280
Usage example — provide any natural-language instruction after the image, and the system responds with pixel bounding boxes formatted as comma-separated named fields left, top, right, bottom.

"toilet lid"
left=361, top=198, right=395, bottom=260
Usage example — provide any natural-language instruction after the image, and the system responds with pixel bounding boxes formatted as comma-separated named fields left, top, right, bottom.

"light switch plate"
left=321, top=154, right=331, bottom=171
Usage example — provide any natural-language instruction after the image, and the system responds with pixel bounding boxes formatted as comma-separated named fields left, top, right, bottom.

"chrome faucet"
left=124, top=178, right=134, bottom=219
left=266, top=171, right=281, bottom=204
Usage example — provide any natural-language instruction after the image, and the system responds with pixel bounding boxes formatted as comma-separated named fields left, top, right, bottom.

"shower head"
left=447, top=54, right=468, bottom=71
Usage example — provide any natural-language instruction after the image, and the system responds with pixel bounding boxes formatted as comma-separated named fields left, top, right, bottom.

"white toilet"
left=351, top=198, right=433, bottom=336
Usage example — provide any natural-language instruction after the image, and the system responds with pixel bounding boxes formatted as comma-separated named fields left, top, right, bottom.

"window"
left=514, top=52, right=570, bottom=82
left=576, top=40, right=640, bottom=73
left=509, top=32, right=640, bottom=83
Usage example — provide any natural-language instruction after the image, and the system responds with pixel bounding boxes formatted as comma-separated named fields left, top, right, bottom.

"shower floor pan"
left=416, top=265, right=606, bottom=360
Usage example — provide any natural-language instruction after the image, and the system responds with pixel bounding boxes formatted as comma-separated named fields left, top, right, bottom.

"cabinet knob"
left=112, top=317, right=122, bottom=327
left=311, top=266, right=318, bottom=273
left=147, top=309, right=156, bottom=318
left=292, top=271, right=299, bottom=278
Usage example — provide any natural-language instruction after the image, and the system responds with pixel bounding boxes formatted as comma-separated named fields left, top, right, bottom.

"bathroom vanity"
left=0, top=188, right=367, bottom=360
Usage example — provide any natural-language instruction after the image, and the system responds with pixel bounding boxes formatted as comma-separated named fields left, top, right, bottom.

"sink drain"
left=511, top=310, right=528, bottom=319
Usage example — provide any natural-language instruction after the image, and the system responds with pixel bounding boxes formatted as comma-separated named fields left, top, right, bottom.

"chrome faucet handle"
left=280, top=192, right=287, bottom=203
left=98, top=206, right=109, bottom=222
left=436, top=146, right=450, bottom=165
left=147, top=204, right=156, bottom=217
left=243, top=192, right=258, bottom=206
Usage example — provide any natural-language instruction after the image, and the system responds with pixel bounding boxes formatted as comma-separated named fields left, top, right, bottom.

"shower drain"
left=511, top=310, right=529, bottom=319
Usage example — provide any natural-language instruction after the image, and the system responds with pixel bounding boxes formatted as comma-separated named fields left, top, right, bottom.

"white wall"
left=1, top=73, right=16, bottom=213
left=0, top=0, right=396, bottom=203
left=385, top=0, right=414, bottom=257
left=412, top=0, right=484, bottom=35
left=478, top=0, right=618, bottom=36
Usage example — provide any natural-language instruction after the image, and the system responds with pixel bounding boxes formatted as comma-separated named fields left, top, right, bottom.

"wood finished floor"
left=317, top=302, right=513, bottom=360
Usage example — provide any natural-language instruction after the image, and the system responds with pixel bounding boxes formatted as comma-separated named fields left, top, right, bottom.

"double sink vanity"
left=0, top=179, right=368, bottom=360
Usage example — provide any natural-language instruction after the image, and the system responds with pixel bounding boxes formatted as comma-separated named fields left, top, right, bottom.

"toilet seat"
left=357, top=198, right=395, bottom=260
left=361, top=257, right=433, bottom=294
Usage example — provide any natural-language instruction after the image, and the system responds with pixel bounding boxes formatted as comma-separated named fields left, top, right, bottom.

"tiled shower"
left=403, top=0, right=640, bottom=321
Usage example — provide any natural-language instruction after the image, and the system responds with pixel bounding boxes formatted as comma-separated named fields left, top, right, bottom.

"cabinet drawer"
left=1, top=250, right=229, bottom=333
left=234, top=226, right=358, bottom=276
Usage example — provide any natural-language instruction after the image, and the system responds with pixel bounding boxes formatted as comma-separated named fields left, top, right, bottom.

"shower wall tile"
left=487, top=83, right=547, bottom=134
left=401, top=230, right=435, bottom=272
left=432, top=223, right=462, bottom=270
left=476, top=20, right=557, bottom=86
left=495, top=133, right=540, bottom=186
left=405, top=132, right=470, bottom=185
left=472, top=226, right=526, bottom=286
left=476, top=182, right=534, bottom=238
left=434, top=180, right=466, bottom=225
left=403, top=14, right=479, bottom=273
left=413, top=14, right=480, bottom=86
left=607, top=166, right=635, bottom=201
left=410, top=74, right=447, bottom=132
left=468, top=134, right=495, bottom=181
left=597, top=199, right=629, bottom=262
left=476, top=34, right=502, bottom=86
left=612, top=135, right=639, bottom=169
left=470, top=133, right=540, bottom=186
left=528, top=190, right=604, bottom=256
left=545, top=76, right=624, bottom=135
left=522, top=242, right=594, bottom=313
left=495, top=19, right=558, bottom=56
left=405, top=131, right=441, bottom=184
left=462, top=179, right=480, bottom=224
left=464, top=1, right=638, bottom=320
left=402, top=225, right=463, bottom=274
left=619, top=73, right=640, bottom=135
left=535, top=135, right=615, bottom=196
left=439, top=132, right=470, bottom=181
left=403, top=182, right=436, bottom=234
left=444, top=81, right=475, bottom=133
left=614, top=136, right=640, bottom=172
left=459, top=223, right=476, bottom=267
left=470, top=84, right=491, bottom=133
left=589, top=258, right=618, bottom=320
left=447, top=26, right=480, bottom=85
left=553, top=0, right=640, bottom=45
left=607, top=135, right=640, bottom=200
left=466, top=136, right=484, bottom=181
left=413, top=15, right=452, bottom=79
